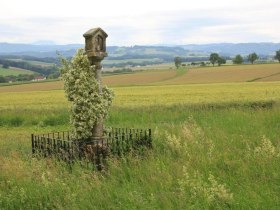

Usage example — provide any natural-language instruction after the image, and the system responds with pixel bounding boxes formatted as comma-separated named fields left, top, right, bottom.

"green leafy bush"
left=60, top=49, right=114, bottom=139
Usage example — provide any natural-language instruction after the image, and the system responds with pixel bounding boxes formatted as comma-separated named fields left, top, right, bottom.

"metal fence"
left=31, top=128, right=152, bottom=170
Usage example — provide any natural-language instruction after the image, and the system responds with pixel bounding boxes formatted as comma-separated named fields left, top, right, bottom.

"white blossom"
left=60, top=49, right=114, bottom=140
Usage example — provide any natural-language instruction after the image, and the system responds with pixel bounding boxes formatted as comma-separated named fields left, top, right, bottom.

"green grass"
left=7, top=59, right=53, bottom=67
left=0, top=66, right=34, bottom=76
left=0, top=78, right=60, bottom=87
left=0, top=84, right=280, bottom=209
left=1, top=105, right=280, bottom=209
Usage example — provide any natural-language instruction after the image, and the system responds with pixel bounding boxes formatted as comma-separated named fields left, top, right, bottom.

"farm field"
left=0, top=78, right=280, bottom=209
left=0, top=63, right=280, bottom=93
left=162, top=63, right=280, bottom=84
left=258, top=72, right=280, bottom=81
left=0, top=66, right=34, bottom=76
left=0, top=79, right=63, bottom=93
left=6, top=58, right=54, bottom=67
left=0, top=69, right=179, bottom=92
left=102, top=70, right=178, bottom=86
left=0, top=82, right=280, bottom=110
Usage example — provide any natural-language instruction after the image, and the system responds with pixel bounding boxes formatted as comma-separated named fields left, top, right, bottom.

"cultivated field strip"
left=0, top=64, right=280, bottom=93
left=0, top=82, right=280, bottom=110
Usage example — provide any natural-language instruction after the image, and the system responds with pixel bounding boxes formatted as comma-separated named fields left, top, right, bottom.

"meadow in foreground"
left=0, top=82, right=280, bottom=209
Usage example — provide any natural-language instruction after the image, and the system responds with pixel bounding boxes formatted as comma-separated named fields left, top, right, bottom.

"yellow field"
left=112, top=82, right=280, bottom=107
left=1, top=82, right=280, bottom=110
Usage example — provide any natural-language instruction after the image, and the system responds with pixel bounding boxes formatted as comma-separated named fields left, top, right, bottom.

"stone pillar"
left=83, top=27, right=108, bottom=142
left=90, top=58, right=104, bottom=141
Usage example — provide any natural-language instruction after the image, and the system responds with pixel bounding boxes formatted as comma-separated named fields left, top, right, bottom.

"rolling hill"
left=0, top=66, right=34, bottom=76
left=0, top=63, right=279, bottom=93
left=1, top=43, right=280, bottom=58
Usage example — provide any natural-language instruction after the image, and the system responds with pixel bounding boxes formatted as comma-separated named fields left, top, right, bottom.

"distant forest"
left=0, top=57, right=57, bottom=76
left=0, top=43, right=279, bottom=80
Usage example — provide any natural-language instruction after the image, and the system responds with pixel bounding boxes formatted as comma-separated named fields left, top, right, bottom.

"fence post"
left=148, top=129, right=152, bottom=148
left=31, top=134, right=35, bottom=154
left=53, top=139, right=57, bottom=155
left=34, top=136, right=38, bottom=152
left=121, top=128, right=124, bottom=152
left=108, top=131, right=111, bottom=146
left=115, top=132, right=120, bottom=156
left=129, top=129, right=133, bottom=149
left=47, top=137, right=50, bottom=156
left=43, top=137, right=47, bottom=157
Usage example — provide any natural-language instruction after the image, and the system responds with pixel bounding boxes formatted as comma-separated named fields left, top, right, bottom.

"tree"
left=233, top=54, right=244, bottom=64
left=47, top=71, right=60, bottom=79
left=248, top=53, right=259, bottom=64
left=174, top=56, right=182, bottom=69
left=0, top=76, right=7, bottom=83
left=2, top=64, right=9, bottom=69
left=275, top=50, right=280, bottom=63
left=217, top=57, right=226, bottom=66
left=209, top=53, right=219, bottom=66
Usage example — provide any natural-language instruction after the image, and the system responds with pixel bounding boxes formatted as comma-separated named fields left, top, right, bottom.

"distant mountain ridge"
left=181, top=43, right=280, bottom=56
left=0, top=43, right=82, bottom=55
left=0, top=42, right=279, bottom=58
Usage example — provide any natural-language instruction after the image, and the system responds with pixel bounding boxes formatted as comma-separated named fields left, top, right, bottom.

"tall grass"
left=1, top=104, right=280, bottom=209
left=1, top=81, right=280, bottom=209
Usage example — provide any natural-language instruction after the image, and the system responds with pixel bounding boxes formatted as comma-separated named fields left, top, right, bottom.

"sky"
left=0, top=0, right=279, bottom=46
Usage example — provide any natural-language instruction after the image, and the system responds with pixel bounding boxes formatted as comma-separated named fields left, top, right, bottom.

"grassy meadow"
left=6, top=59, right=53, bottom=67
left=0, top=66, right=34, bottom=76
left=1, top=64, right=280, bottom=209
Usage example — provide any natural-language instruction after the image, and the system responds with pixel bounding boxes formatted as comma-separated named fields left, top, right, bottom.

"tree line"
left=0, top=58, right=57, bottom=76
left=232, top=50, right=280, bottom=64
left=0, top=74, right=37, bottom=83
left=174, top=50, right=280, bottom=68
left=232, top=52, right=259, bottom=64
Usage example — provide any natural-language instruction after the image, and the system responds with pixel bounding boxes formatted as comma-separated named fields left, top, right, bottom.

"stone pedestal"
left=83, top=27, right=108, bottom=142
left=90, top=58, right=104, bottom=141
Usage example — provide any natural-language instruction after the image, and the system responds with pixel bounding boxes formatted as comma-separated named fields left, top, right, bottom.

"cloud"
left=0, top=0, right=279, bottom=45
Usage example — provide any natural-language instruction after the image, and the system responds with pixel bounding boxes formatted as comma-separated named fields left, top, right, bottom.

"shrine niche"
left=83, top=27, right=108, bottom=60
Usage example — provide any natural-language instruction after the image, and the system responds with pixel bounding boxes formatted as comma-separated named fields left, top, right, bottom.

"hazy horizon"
left=1, top=42, right=280, bottom=47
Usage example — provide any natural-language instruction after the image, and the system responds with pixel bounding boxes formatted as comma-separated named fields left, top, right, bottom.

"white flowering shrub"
left=60, top=49, right=114, bottom=139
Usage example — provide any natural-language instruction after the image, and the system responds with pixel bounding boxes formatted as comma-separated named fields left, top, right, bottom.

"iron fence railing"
left=31, top=128, right=152, bottom=170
